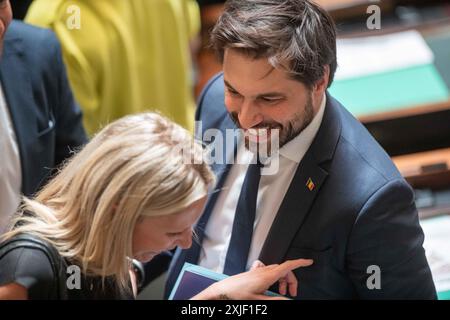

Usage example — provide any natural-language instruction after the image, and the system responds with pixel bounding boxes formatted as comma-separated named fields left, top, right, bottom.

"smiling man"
left=224, top=48, right=321, bottom=158
left=166, top=0, right=436, bottom=299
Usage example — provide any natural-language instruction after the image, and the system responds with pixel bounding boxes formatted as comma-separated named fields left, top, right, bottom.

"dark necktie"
left=223, top=161, right=262, bottom=275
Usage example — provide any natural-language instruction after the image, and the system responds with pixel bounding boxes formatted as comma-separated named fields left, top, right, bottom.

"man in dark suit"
left=166, top=0, right=436, bottom=299
left=0, top=0, right=87, bottom=233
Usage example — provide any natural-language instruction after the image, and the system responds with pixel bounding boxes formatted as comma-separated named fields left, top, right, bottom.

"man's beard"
left=229, top=92, right=315, bottom=157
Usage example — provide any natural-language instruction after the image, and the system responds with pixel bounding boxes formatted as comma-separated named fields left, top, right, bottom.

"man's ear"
left=314, top=65, right=330, bottom=94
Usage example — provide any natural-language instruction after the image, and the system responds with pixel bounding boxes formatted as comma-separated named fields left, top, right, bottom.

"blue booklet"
left=169, top=262, right=283, bottom=300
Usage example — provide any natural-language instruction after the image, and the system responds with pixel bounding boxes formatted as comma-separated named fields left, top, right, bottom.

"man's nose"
left=238, top=100, right=263, bottom=129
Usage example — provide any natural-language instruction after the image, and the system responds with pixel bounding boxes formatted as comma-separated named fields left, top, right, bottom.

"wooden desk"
left=393, top=148, right=450, bottom=218
left=315, top=0, right=394, bottom=20
left=393, top=147, right=450, bottom=189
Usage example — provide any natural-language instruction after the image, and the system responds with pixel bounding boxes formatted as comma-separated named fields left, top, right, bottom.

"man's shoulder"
left=199, top=72, right=224, bottom=99
left=196, top=72, right=228, bottom=125
left=5, top=20, right=59, bottom=53
left=330, top=96, right=403, bottom=183
left=3, top=21, right=63, bottom=84
left=317, top=97, right=413, bottom=226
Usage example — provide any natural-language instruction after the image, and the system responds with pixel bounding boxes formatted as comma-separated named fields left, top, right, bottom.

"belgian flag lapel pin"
left=306, top=178, right=315, bottom=191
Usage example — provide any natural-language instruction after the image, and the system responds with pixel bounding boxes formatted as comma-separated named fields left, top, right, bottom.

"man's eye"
left=227, top=88, right=240, bottom=96
left=260, top=97, right=281, bottom=103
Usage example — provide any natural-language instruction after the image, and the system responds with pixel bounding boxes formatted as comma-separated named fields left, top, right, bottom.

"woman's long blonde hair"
left=1, top=112, right=214, bottom=294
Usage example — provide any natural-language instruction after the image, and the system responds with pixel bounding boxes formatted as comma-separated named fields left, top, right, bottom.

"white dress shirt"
left=199, top=94, right=327, bottom=273
left=0, top=82, right=22, bottom=235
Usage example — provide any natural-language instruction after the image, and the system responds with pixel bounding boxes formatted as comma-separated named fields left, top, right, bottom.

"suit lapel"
left=0, top=35, right=38, bottom=196
left=259, top=93, right=342, bottom=264
left=259, top=151, right=328, bottom=264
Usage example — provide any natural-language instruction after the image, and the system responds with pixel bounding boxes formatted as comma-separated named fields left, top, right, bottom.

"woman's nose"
left=176, top=230, right=193, bottom=249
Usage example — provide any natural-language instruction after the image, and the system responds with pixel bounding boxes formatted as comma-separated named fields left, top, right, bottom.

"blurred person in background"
left=9, top=0, right=33, bottom=20
left=26, top=0, right=201, bottom=135
left=0, top=0, right=87, bottom=234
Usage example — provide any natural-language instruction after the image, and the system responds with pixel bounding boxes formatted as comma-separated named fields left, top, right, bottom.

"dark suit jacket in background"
left=10, top=0, right=33, bottom=20
left=0, top=20, right=87, bottom=197
left=165, top=73, right=437, bottom=299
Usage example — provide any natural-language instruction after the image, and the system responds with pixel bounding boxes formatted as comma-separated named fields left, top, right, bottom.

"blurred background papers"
left=420, top=215, right=450, bottom=300
left=334, top=30, right=433, bottom=80
left=329, top=30, right=449, bottom=117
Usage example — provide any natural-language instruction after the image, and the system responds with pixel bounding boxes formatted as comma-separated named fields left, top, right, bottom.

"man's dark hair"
left=211, top=0, right=337, bottom=88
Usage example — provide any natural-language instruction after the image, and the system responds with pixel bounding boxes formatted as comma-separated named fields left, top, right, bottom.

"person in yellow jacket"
left=26, top=0, right=200, bottom=135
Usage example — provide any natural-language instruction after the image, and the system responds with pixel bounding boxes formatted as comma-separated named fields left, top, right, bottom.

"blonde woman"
left=0, top=113, right=312, bottom=300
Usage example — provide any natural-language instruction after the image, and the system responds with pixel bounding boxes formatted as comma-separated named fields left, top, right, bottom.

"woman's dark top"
left=0, top=235, right=133, bottom=300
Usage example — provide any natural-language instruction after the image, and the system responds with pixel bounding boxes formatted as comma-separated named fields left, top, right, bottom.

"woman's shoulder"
left=0, top=233, right=60, bottom=299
